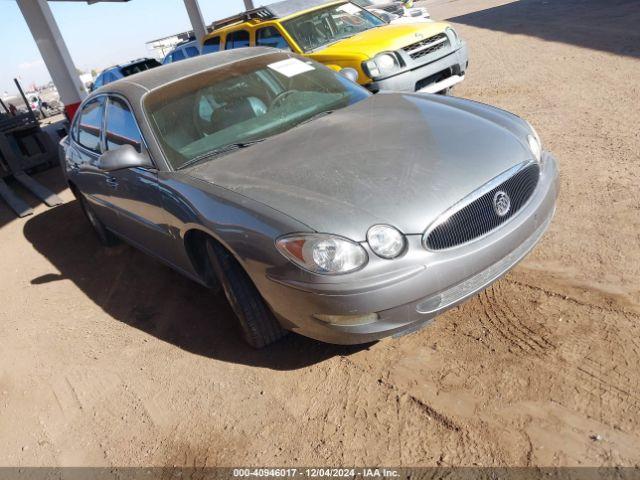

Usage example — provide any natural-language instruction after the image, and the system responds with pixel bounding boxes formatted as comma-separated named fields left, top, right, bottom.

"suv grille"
left=424, top=163, right=540, bottom=250
left=403, top=33, right=449, bottom=60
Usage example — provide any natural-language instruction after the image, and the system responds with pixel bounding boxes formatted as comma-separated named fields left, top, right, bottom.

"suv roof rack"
left=213, top=7, right=276, bottom=30
left=211, top=0, right=339, bottom=30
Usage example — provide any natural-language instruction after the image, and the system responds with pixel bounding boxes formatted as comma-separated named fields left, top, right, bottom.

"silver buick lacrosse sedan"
left=60, top=48, right=558, bottom=347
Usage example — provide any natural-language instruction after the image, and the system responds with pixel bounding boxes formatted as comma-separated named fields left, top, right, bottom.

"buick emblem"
left=493, top=191, right=511, bottom=217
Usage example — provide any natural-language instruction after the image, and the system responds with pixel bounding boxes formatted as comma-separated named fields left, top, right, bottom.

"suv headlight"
left=363, top=52, right=402, bottom=79
left=367, top=225, right=406, bottom=259
left=446, top=27, right=460, bottom=45
left=276, top=234, right=368, bottom=275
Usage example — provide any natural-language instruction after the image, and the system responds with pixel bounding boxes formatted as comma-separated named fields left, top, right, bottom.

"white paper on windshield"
left=268, top=58, right=315, bottom=78
left=338, top=3, right=360, bottom=14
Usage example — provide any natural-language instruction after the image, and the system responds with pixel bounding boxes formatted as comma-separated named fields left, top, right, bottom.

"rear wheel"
left=77, top=193, right=118, bottom=247
left=205, top=239, right=287, bottom=348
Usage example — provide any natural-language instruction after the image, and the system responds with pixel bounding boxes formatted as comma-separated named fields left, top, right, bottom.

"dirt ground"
left=1, top=0, right=639, bottom=469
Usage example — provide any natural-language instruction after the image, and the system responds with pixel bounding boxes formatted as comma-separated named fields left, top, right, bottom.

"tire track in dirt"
left=504, top=276, right=640, bottom=318
left=476, top=284, right=554, bottom=357
left=469, top=277, right=640, bottom=431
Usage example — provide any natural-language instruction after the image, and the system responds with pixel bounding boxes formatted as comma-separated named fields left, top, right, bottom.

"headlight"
left=367, top=225, right=406, bottom=259
left=527, top=134, right=542, bottom=162
left=446, top=27, right=459, bottom=44
left=525, top=121, right=542, bottom=161
left=276, top=234, right=368, bottom=275
left=363, top=52, right=401, bottom=79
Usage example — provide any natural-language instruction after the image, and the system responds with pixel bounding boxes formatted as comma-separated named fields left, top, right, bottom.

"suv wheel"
left=205, top=239, right=287, bottom=348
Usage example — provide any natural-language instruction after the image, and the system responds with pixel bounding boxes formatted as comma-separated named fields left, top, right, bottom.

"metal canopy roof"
left=47, top=1, right=130, bottom=3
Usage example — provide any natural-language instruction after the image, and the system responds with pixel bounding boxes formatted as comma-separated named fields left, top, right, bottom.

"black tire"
left=437, top=87, right=452, bottom=95
left=205, top=240, right=287, bottom=348
left=77, top=193, right=118, bottom=247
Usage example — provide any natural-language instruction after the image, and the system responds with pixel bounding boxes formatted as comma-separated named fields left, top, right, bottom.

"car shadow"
left=447, top=0, right=640, bottom=59
left=23, top=201, right=370, bottom=370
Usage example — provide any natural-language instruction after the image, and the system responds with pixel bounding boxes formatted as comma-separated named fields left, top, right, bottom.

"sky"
left=0, top=0, right=247, bottom=96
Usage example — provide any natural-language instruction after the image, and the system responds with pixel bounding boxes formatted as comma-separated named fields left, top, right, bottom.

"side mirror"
left=98, top=144, right=153, bottom=172
left=339, top=67, right=359, bottom=83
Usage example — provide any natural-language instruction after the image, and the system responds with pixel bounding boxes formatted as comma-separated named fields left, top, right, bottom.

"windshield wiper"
left=298, top=110, right=334, bottom=127
left=177, top=138, right=265, bottom=170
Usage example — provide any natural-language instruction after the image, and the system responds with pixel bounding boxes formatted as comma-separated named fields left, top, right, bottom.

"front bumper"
left=367, top=41, right=469, bottom=93
left=264, top=152, right=559, bottom=345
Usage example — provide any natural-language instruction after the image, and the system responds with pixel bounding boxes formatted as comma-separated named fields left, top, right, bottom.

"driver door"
left=97, top=95, right=173, bottom=258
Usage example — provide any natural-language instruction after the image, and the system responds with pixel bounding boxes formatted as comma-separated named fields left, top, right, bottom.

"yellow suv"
left=201, top=0, right=468, bottom=94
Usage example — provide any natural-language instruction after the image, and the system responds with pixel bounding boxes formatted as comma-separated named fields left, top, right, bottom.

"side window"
left=202, top=36, right=220, bottom=54
left=256, top=27, right=292, bottom=51
left=104, top=97, right=142, bottom=153
left=163, top=53, right=173, bottom=65
left=172, top=49, right=186, bottom=62
left=185, top=46, right=200, bottom=57
left=224, top=30, right=250, bottom=50
left=76, top=98, right=104, bottom=153
left=93, top=74, right=104, bottom=89
left=103, top=71, right=117, bottom=85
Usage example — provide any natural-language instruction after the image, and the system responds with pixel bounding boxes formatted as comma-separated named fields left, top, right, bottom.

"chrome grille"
left=417, top=212, right=553, bottom=314
left=424, top=163, right=540, bottom=250
left=403, top=33, right=449, bottom=60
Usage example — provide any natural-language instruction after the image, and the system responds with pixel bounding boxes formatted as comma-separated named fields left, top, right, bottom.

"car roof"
left=93, top=47, right=279, bottom=99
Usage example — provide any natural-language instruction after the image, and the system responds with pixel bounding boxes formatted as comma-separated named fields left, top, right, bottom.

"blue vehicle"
left=162, top=39, right=201, bottom=65
left=91, top=58, right=160, bottom=92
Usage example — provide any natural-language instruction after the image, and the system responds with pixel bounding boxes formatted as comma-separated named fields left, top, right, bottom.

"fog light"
left=416, top=294, right=443, bottom=314
left=313, top=313, right=379, bottom=326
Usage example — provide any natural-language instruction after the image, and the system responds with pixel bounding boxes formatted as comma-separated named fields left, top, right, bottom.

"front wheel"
left=206, top=240, right=287, bottom=348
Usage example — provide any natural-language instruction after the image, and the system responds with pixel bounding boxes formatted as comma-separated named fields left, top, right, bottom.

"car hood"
left=186, top=93, right=534, bottom=241
left=307, top=22, right=449, bottom=59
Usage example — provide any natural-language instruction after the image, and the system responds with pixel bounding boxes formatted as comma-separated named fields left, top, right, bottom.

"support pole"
left=244, top=0, right=255, bottom=9
left=14, top=78, right=35, bottom=119
left=16, top=0, right=87, bottom=121
left=183, top=0, right=207, bottom=46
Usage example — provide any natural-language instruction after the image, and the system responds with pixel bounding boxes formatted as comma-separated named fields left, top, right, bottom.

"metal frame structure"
left=13, top=0, right=254, bottom=120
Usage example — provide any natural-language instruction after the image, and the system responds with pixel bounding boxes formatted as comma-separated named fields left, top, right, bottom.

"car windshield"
left=283, top=2, right=385, bottom=52
left=144, top=52, right=370, bottom=170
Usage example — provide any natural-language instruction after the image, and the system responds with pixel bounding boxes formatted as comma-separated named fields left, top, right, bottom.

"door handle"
left=105, top=176, right=119, bottom=188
